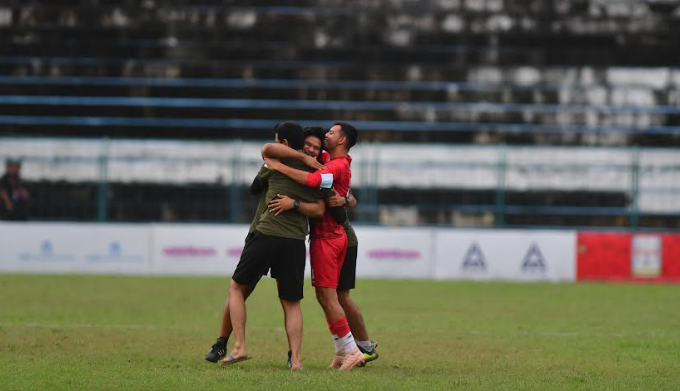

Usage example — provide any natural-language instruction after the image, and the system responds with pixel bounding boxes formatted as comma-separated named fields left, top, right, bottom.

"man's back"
left=256, top=160, right=323, bottom=240
left=248, top=166, right=271, bottom=234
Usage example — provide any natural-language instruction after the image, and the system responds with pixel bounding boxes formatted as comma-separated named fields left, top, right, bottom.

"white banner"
left=0, top=222, right=150, bottom=274
left=355, top=227, right=434, bottom=279
left=0, top=223, right=576, bottom=281
left=150, top=224, right=249, bottom=276
left=433, top=230, right=576, bottom=281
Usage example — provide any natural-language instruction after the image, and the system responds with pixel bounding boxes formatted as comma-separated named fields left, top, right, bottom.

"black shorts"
left=337, top=245, right=358, bottom=291
left=232, top=231, right=306, bottom=301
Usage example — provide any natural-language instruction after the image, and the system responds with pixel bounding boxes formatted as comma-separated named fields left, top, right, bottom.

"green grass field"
left=1, top=274, right=679, bottom=390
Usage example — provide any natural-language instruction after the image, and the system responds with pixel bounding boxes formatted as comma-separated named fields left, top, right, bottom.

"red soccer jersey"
left=305, top=154, right=352, bottom=239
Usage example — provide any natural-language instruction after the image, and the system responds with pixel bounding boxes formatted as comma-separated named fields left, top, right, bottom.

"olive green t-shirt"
left=344, top=220, right=358, bottom=247
left=255, top=160, right=324, bottom=240
left=248, top=166, right=271, bottom=234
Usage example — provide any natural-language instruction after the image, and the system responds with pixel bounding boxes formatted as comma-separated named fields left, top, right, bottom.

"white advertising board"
left=0, top=223, right=577, bottom=282
left=433, top=230, right=576, bottom=281
left=150, top=224, right=249, bottom=276
left=355, top=227, right=434, bottom=279
left=0, top=222, right=150, bottom=274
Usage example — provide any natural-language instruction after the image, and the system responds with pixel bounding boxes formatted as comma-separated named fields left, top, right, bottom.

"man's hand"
left=268, top=194, right=295, bottom=216
left=264, top=158, right=283, bottom=172
left=326, top=190, right=347, bottom=207
left=303, top=154, right=325, bottom=171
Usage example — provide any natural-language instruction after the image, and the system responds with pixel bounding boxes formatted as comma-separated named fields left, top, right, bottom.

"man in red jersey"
left=262, top=122, right=365, bottom=370
left=273, top=126, right=379, bottom=365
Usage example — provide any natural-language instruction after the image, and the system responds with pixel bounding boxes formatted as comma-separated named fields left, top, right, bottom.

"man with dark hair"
left=203, top=122, right=324, bottom=370
left=262, top=122, right=366, bottom=370
left=1, top=158, right=29, bottom=221
left=302, top=126, right=328, bottom=164
left=273, top=128, right=379, bottom=366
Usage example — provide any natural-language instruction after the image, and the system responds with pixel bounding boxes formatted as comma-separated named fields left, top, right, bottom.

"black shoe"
left=205, top=338, right=227, bottom=363
left=357, top=340, right=379, bottom=364
left=287, top=350, right=292, bottom=369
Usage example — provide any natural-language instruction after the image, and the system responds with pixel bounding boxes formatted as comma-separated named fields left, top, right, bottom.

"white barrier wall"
left=0, top=222, right=577, bottom=281
left=355, top=227, right=435, bottom=279
left=0, top=223, right=150, bottom=275
left=151, top=225, right=246, bottom=276
left=433, top=230, right=576, bottom=282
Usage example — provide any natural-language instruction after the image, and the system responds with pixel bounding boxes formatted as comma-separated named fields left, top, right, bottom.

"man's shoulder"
left=257, top=165, right=270, bottom=175
left=328, top=156, right=351, bottom=173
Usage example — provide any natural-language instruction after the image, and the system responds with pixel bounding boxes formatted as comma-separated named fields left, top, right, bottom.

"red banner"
left=577, top=232, right=680, bottom=282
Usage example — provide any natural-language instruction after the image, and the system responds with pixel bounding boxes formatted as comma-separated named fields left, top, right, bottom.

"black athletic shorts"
left=337, top=245, right=358, bottom=291
left=232, top=231, right=306, bottom=301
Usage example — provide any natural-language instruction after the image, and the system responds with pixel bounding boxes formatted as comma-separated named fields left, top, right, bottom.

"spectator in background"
left=1, top=158, right=30, bottom=221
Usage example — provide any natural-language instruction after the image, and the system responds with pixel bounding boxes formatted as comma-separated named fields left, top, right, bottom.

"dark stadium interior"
left=2, top=0, right=680, bottom=228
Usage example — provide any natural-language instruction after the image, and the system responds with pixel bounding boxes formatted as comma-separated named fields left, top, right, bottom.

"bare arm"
left=264, top=158, right=313, bottom=187
left=268, top=194, right=325, bottom=219
left=261, top=143, right=324, bottom=170
left=347, top=192, right=357, bottom=208
left=327, top=189, right=357, bottom=208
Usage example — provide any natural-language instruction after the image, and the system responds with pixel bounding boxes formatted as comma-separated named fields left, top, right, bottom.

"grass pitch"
left=0, top=274, right=678, bottom=390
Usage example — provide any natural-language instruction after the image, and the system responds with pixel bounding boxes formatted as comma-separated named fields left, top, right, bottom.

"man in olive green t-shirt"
left=204, top=122, right=325, bottom=371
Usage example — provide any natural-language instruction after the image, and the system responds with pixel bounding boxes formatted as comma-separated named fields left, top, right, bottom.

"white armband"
left=320, top=173, right=334, bottom=189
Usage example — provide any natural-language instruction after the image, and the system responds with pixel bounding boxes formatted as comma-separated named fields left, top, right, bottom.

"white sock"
left=332, top=334, right=343, bottom=355
left=356, top=340, right=372, bottom=351
left=339, top=332, right=359, bottom=356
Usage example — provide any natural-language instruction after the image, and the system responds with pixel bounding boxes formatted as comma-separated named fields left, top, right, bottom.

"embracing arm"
left=296, top=199, right=325, bottom=219
left=327, top=189, right=357, bottom=208
left=261, top=143, right=324, bottom=170
left=264, top=158, right=330, bottom=189
left=346, top=192, right=357, bottom=208
left=268, top=194, right=325, bottom=219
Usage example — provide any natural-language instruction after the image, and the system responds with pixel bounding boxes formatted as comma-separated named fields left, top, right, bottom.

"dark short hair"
left=274, top=122, right=304, bottom=150
left=334, top=122, right=358, bottom=149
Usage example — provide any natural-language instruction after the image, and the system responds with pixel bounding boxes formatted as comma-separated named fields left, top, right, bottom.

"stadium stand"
left=1, top=0, right=679, bottom=228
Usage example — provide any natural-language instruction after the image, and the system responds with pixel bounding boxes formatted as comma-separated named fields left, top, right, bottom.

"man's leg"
left=337, top=290, right=369, bottom=341
left=205, top=281, right=257, bottom=363
left=315, top=286, right=347, bottom=368
left=315, top=286, right=347, bottom=324
left=315, top=286, right=365, bottom=370
left=279, top=298, right=303, bottom=370
left=205, top=228, right=261, bottom=363
left=338, top=289, right=378, bottom=363
left=221, top=281, right=258, bottom=338
left=311, top=236, right=364, bottom=370
left=270, top=237, right=307, bottom=370
left=336, top=245, right=369, bottom=342
left=227, top=279, right=251, bottom=359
